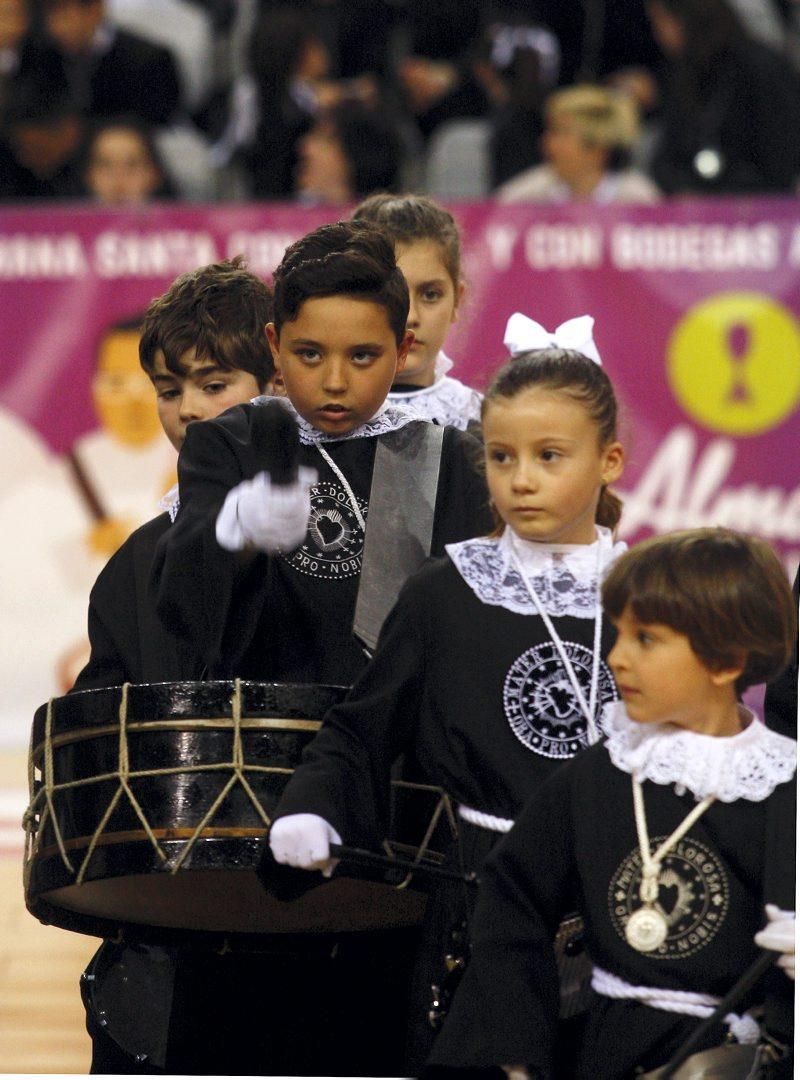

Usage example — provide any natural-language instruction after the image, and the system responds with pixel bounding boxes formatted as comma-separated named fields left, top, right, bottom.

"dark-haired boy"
left=153, top=220, right=491, bottom=683
left=150, top=221, right=492, bottom=1075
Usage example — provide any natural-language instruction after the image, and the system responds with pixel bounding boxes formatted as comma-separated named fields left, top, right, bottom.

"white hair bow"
left=503, top=313, right=602, bottom=366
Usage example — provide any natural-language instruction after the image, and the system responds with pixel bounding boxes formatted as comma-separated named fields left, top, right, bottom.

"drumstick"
left=329, top=843, right=479, bottom=886
left=651, top=948, right=779, bottom=1079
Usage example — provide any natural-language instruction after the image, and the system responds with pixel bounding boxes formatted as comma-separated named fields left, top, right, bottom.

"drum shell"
left=25, top=681, right=431, bottom=943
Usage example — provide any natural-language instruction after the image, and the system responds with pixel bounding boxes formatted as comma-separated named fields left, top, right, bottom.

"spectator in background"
left=0, top=0, right=44, bottom=115
left=40, top=0, right=181, bottom=126
left=646, top=0, right=800, bottom=194
left=496, top=83, right=660, bottom=203
left=294, top=100, right=402, bottom=205
left=214, top=4, right=378, bottom=200
left=80, top=115, right=176, bottom=204
left=470, top=12, right=561, bottom=187
left=0, top=71, right=84, bottom=198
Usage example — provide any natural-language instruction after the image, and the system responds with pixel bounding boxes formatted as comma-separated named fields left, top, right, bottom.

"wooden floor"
left=0, top=748, right=97, bottom=1074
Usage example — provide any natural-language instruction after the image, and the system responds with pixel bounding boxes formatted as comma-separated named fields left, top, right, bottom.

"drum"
left=24, top=680, right=439, bottom=945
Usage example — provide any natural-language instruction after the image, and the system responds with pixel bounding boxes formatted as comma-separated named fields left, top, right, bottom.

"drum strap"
left=353, top=422, right=445, bottom=652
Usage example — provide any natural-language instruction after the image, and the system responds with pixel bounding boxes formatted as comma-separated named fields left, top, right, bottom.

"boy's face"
left=149, top=348, right=263, bottom=451
left=267, top=295, right=412, bottom=437
left=608, top=605, right=742, bottom=736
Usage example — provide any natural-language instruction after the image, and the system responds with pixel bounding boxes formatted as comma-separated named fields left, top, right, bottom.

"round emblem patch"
left=609, top=835, right=729, bottom=959
left=503, top=641, right=616, bottom=758
left=282, top=480, right=367, bottom=580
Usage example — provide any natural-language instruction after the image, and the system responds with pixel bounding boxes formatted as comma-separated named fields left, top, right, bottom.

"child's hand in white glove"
left=755, top=904, right=795, bottom=980
left=215, top=467, right=317, bottom=553
left=269, top=813, right=342, bottom=878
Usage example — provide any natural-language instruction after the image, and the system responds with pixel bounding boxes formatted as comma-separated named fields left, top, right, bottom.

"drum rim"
left=31, top=715, right=323, bottom=762
left=31, top=680, right=349, bottom=745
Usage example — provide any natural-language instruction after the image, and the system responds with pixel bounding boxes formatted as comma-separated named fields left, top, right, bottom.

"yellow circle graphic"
left=666, top=292, right=800, bottom=436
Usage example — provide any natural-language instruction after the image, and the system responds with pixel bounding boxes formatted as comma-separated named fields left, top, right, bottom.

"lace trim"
left=158, top=483, right=180, bottom=523
left=250, top=396, right=419, bottom=445
left=388, top=375, right=482, bottom=429
left=446, top=527, right=626, bottom=618
left=604, top=702, right=797, bottom=803
left=435, top=350, right=454, bottom=379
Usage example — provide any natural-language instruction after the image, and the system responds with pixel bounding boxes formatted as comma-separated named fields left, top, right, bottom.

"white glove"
left=215, top=466, right=317, bottom=553
left=755, top=904, right=795, bottom=980
left=269, top=813, right=342, bottom=878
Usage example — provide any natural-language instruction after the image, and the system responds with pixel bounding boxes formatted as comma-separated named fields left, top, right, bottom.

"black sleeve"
left=428, top=766, right=577, bottom=1074
left=150, top=411, right=269, bottom=672
left=763, top=564, right=798, bottom=739
left=72, top=579, right=130, bottom=691
left=743, top=48, right=800, bottom=191
left=273, top=568, right=429, bottom=847
left=97, top=32, right=182, bottom=125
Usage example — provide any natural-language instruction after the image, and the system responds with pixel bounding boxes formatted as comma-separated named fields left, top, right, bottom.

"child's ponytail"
left=597, top=485, right=623, bottom=531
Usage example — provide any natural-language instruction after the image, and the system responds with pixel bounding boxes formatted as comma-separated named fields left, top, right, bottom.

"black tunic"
left=73, top=513, right=202, bottom=691
left=429, top=741, right=796, bottom=1079
left=152, top=405, right=491, bottom=682
left=273, top=540, right=622, bottom=1071
left=275, top=552, right=621, bottom=843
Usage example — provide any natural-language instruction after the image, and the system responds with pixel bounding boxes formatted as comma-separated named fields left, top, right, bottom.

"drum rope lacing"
left=23, top=680, right=456, bottom=889
left=24, top=681, right=295, bottom=881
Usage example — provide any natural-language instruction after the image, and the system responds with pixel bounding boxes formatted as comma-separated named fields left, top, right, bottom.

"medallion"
left=625, top=904, right=669, bottom=952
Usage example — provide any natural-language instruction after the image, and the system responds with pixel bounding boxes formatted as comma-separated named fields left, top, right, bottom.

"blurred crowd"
left=1, top=0, right=799, bottom=206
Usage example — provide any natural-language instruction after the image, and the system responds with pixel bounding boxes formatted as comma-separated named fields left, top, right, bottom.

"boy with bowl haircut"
left=73, top=255, right=275, bottom=689
left=429, top=528, right=796, bottom=1078
left=152, top=220, right=491, bottom=685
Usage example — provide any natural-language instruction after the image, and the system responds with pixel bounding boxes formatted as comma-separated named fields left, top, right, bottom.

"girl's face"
left=295, top=122, right=352, bottom=204
left=86, top=127, right=161, bottom=205
left=395, top=239, right=463, bottom=386
left=542, top=113, right=605, bottom=187
left=483, top=386, right=623, bottom=545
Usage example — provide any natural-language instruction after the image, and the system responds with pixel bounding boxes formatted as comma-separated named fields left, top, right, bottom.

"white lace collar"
left=388, top=371, right=482, bottom=429
left=604, top=701, right=797, bottom=803
left=250, top=395, right=418, bottom=445
left=446, top=526, right=626, bottom=618
left=158, top=483, right=180, bottom=523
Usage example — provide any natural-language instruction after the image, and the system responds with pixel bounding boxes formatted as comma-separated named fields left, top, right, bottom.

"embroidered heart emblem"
left=317, top=513, right=345, bottom=549
left=658, top=883, right=680, bottom=917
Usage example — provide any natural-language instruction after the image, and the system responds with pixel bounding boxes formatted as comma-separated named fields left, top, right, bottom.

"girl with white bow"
left=269, top=314, right=627, bottom=1068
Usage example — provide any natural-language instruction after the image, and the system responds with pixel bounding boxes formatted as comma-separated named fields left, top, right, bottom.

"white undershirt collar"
left=604, top=701, right=797, bottom=803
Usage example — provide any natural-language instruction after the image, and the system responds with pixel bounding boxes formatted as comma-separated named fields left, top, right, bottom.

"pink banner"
left=1, top=198, right=798, bottom=740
